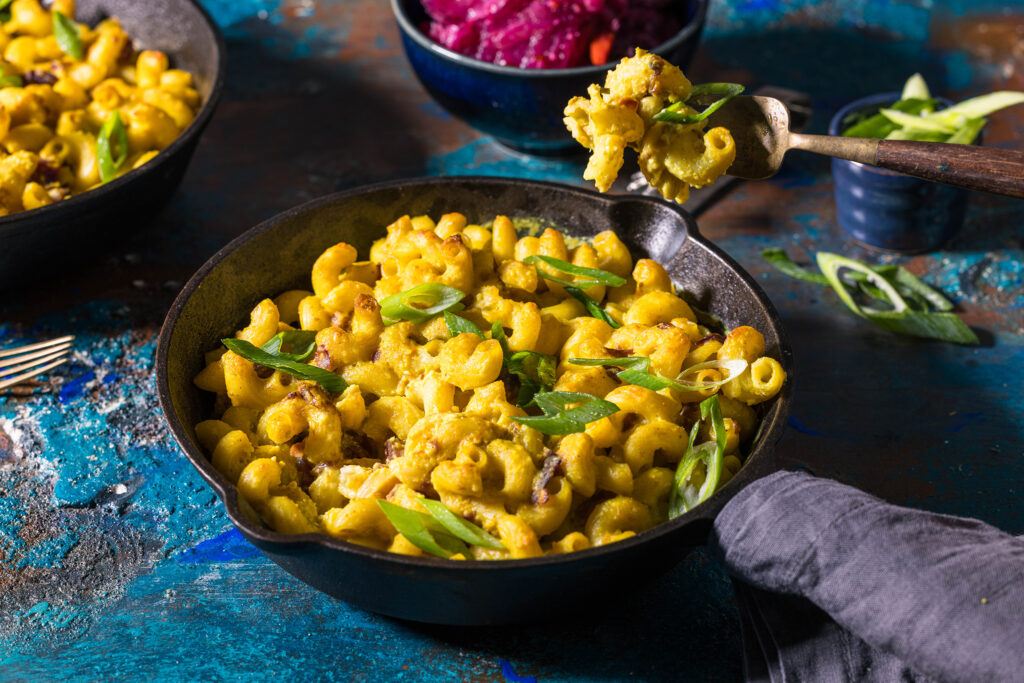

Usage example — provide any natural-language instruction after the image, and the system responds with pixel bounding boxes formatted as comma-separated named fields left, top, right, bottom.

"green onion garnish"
left=0, top=0, right=13, bottom=22
left=377, top=500, right=459, bottom=559
left=506, top=349, right=557, bottom=406
left=379, top=283, right=465, bottom=325
left=569, top=356, right=747, bottom=393
left=511, top=390, right=619, bottom=436
left=222, top=334, right=346, bottom=393
left=53, top=11, right=83, bottom=61
left=96, top=111, right=128, bottom=183
left=668, top=394, right=726, bottom=518
left=565, top=286, right=620, bottom=328
left=523, top=254, right=626, bottom=288
left=444, top=311, right=484, bottom=338
left=377, top=499, right=504, bottom=559
left=0, top=65, right=21, bottom=88
left=417, top=499, right=505, bottom=550
left=488, top=319, right=555, bottom=406
left=259, top=329, right=317, bottom=361
left=491, top=320, right=511, bottom=357
left=653, top=83, right=745, bottom=125
left=762, top=248, right=829, bottom=285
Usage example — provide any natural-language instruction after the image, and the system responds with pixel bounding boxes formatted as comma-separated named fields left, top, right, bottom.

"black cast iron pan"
left=0, top=0, right=225, bottom=290
left=156, top=177, right=793, bottom=625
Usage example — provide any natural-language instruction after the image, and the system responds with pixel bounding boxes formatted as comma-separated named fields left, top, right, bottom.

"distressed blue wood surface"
left=3, top=1, right=1024, bottom=680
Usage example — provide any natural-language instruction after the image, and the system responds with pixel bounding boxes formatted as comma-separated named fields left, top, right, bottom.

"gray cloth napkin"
left=708, top=471, right=1024, bottom=683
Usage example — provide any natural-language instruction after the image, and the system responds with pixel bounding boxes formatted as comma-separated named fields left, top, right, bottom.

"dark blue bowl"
left=829, top=92, right=972, bottom=253
left=391, top=0, right=708, bottom=156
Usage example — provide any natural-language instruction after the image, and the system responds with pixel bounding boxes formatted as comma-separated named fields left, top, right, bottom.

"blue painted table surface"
left=3, top=1, right=1024, bottom=680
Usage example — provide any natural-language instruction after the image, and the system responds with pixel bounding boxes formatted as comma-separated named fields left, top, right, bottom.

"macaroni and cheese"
left=564, top=49, right=736, bottom=204
left=194, top=213, right=786, bottom=560
left=0, top=0, right=200, bottom=215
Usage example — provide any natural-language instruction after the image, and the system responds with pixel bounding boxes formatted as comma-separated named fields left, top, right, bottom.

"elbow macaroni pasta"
left=563, top=49, right=736, bottom=204
left=195, top=213, right=786, bottom=559
left=0, top=0, right=200, bottom=215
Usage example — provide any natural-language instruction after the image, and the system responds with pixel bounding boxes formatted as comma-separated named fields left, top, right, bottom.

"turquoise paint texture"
left=428, top=139, right=587, bottom=185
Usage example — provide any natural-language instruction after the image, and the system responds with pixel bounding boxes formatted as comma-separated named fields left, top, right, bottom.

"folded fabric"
left=708, top=470, right=1024, bottom=683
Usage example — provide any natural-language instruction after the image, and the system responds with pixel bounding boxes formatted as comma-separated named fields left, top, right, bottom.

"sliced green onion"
left=569, top=356, right=745, bottom=393
left=762, top=248, right=829, bottom=285
left=0, top=0, right=13, bottom=22
left=944, top=117, right=986, bottom=145
left=653, top=83, right=745, bottom=125
left=930, top=91, right=1024, bottom=121
left=96, top=110, right=128, bottom=183
left=380, top=283, right=465, bottom=325
left=0, top=65, right=21, bottom=88
left=444, top=311, right=484, bottom=339
left=222, top=337, right=346, bottom=393
left=669, top=394, right=726, bottom=518
left=891, top=267, right=954, bottom=312
left=260, top=329, right=317, bottom=361
left=841, top=98, right=938, bottom=138
left=816, top=252, right=978, bottom=344
left=674, top=359, right=748, bottom=390
left=565, top=286, right=620, bottom=328
left=377, top=500, right=463, bottom=559
left=507, top=350, right=557, bottom=406
left=511, top=390, right=619, bottom=436
left=523, top=254, right=626, bottom=288
left=489, top=319, right=555, bottom=406
left=418, top=499, right=505, bottom=550
left=880, top=108, right=956, bottom=133
left=53, top=11, right=83, bottom=61
left=901, top=73, right=931, bottom=101
left=491, top=320, right=511, bottom=357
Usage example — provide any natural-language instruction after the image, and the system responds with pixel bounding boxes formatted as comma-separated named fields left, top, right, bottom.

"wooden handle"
left=876, top=141, right=1024, bottom=198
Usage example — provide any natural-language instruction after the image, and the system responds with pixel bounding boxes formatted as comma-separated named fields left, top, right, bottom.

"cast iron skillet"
left=0, top=0, right=225, bottom=290
left=156, top=177, right=793, bottom=625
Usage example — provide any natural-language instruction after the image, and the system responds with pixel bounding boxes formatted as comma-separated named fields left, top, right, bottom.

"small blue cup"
left=829, top=92, right=972, bottom=252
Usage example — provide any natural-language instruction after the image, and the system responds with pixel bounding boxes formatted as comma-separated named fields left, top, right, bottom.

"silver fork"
left=0, top=335, right=74, bottom=391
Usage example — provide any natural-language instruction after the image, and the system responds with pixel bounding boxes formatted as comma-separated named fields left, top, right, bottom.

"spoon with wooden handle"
left=703, top=95, right=1024, bottom=198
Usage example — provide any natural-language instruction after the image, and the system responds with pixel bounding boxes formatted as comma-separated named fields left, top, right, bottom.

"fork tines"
left=0, top=335, right=74, bottom=391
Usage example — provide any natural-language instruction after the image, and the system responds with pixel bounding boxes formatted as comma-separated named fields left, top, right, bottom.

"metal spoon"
left=703, top=95, right=1024, bottom=198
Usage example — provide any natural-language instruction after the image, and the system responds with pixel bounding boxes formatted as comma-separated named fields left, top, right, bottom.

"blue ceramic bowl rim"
left=0, top=0, right=226, bottom=235
left=828, top=91, right=956, bottom=177
left=391, top=0, right=709, bottom=78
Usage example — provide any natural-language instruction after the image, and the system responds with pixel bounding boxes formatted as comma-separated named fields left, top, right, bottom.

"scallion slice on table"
left=222, top=331, right=347, bottom=393
left=762, top=249, right=978, bottom=345
left=379, top=283, right=465, bottom=325
left=653, top=83, right=746, bottom=125
left=668, top=394, right=726, bottom=518
left=52, top=10, right=83, bottom=60
left=511, top=390, right=619, bottom=436
left=96, top=111, right=129, bottom=183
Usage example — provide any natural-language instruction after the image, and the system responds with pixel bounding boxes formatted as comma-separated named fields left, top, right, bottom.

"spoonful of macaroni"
left=566, top=51, right=1024, bottom=201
